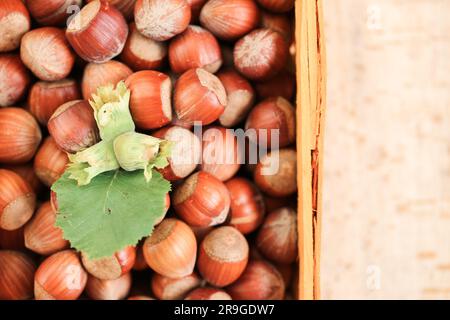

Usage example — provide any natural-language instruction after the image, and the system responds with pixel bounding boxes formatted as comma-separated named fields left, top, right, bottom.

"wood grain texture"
left=321, top=0, right=450, bottom=299
left=296, top=0, right=326, bottom=300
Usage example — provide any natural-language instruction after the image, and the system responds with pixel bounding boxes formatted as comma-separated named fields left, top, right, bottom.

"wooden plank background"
left=321, top=0, right=450, bottom=299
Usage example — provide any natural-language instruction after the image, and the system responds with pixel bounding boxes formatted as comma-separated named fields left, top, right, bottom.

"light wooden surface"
left=321, top=0, right=450, bottom=299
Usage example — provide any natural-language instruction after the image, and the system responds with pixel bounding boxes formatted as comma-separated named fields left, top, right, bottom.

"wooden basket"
left=295, top=0, right=326, bottom=300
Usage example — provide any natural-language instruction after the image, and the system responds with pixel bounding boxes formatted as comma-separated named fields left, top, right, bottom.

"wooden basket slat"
left=296, top=0, right=326, bottom=300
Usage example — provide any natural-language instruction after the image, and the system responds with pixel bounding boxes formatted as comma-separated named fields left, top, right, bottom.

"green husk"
left=113, top=132, right=172, bottom=182
left=66, top=141, right=119, bottom=186
left=89, top=81, right=135, bottom=142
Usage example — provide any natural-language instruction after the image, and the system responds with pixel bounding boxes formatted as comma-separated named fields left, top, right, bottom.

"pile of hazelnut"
left=0, top=0, right=298, bottom=300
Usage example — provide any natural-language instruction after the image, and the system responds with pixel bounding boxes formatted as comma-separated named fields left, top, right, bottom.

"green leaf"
left=52, top=169, right=171, bottom=259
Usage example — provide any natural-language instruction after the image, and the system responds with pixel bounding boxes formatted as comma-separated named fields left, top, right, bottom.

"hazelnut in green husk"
left=89, top=81, right=135, bottom=142
left=113, top=132, right=172, bottom=181
left=66, top=140, right=119, bottom=186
